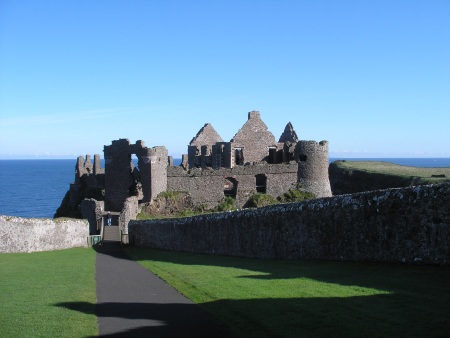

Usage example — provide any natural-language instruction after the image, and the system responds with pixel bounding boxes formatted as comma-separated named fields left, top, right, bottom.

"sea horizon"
left=1, top=157, right=449, bottom=219
left=0, top=156, right=450, bottom=166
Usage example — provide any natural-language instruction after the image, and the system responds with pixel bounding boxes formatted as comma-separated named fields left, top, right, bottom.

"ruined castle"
left=68, top=111, right=332, bottom=234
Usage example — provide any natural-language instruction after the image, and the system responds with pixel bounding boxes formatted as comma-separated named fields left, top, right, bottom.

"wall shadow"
left=123, top=247, right=450, bottom=293
left=63, top=246, right=450, bottom=337
left=92, top=241, right=132, bottom=261
left=56, top=292, right=450, bottom=337
left=55, top=301, right=233, bottom=338
left=120, top=247, right=450, bottom=336
left=198, top=295, right=450, bottom=337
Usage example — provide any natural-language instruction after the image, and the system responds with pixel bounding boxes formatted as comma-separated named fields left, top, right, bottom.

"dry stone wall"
left=0, top=216, right=89, bottom=253
left=129, top=183, right=450, bottom=265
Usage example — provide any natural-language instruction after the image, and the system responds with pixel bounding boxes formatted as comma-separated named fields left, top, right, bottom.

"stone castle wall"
left=296, top=140, right=332, bottom=198
left=120, top=196, right=139, bottom=236
left=167, top=164, right=298, bottom=208
left=129, top=184, right=450, bottom=265
left=76, top=154, right=105, bottom=184
left=80, top=198, right=104, bottom=235
left=65, top=111, right=331, bottom=225
left=147, top=146, right=168, bottom=201
left=104, top=139, right=168, bottom=211
left=69, top=154, right=105, bottom=210
left=0, top=216, right=89, bottom=253
left=104, top=139, right=134, bottom=212
left=230, top=111, right=277, bottom=164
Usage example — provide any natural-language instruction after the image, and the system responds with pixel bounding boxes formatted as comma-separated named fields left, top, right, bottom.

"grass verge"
left=0, top=248, right=97, bottom=337
left=124, top=247, right=450, bottom=338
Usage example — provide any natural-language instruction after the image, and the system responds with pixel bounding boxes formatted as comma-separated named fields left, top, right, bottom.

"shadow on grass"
left=122, top=247, right=450, bottom=337
left=200, top=295, right=450, bottom=337
left=56, top=301, right=232, bottom=338
left=82, top=246, right=450, bottom=337
left=123, top=247, right=450, bottom=292
left=56, top=291, right=449, bottom=338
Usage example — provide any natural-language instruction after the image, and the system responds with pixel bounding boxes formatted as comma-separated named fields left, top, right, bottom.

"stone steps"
left=103, top=225, right=121, bottom=242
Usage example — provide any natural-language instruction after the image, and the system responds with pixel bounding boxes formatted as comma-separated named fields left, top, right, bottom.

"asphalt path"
left=95, top=242, right=233, bottom=337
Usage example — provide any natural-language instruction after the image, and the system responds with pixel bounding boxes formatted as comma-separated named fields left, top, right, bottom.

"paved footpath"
left=96, top=243, right=233, bottom=337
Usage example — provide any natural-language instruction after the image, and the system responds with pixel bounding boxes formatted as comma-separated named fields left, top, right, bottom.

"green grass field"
left=0, top=248, right=97, bottom=337
left=2, top=247, right=449, bottom=337
left=125, top=247, right=450, bottom=338
left=335, top=160, right=450, bottom=184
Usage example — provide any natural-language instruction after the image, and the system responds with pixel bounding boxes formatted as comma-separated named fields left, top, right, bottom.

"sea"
left=1, top=158, right=449, bottom=219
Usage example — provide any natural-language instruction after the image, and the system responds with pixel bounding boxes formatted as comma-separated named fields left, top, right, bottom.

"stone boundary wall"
left=0, top=216, right=89, bottom=253
left=129, top=184, right=450, bottom=265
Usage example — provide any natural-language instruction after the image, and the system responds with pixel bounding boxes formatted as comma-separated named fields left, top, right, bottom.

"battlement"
left=75, top=155, right=103, bottom=181
left=74, top=154, right=104, bottom=185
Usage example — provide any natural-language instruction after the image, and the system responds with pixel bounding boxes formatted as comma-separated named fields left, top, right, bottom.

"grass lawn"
left=0, top=248, right=97, bottom=337
left=125, top=247, right=450, bottom=338
left=335, top=160, right=450, bottom=184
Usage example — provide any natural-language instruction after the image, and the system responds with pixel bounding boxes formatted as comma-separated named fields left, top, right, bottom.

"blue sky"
left=0, top=0, right=449, bottom=159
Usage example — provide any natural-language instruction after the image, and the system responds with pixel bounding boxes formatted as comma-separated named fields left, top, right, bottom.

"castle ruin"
left=67, top=111, right=332, bottom=235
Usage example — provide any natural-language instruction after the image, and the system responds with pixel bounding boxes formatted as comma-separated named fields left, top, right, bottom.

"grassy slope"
left=335, top=160, right=450, bottom=183
left=0, top=248, right=97, bottom=337
left=329, top=160, right=450, bottom=194
left=125, top=247, right=450, bottom=338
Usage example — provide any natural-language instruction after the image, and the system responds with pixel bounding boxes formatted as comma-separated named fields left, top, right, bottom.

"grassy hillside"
left=329, top=160, right=450, bottom=195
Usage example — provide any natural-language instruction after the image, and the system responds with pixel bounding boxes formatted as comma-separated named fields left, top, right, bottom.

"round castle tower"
left=295, top=140, right=332, bottom=198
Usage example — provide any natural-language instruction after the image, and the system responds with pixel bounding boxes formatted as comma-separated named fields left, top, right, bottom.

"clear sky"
left=0, top=0, right=449, bottom=159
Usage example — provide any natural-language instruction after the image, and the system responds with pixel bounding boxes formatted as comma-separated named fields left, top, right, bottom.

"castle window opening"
left=131, top=154, right=140, bottom=182
left=299, top=154, right=307, bottom=162
left=224, top=177, right=238, bottom=198
left=268, top=147, right=277, bottom=164
left=234, top=148, right=244, bottom=165
left=255, top=174, right=267, bottom=193
left=220, top=145, right=225, bottom=167
left=131, top=154, right=139, bottom=167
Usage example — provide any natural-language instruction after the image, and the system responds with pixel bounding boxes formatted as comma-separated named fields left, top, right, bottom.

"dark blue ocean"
left=1, top=158, right=449, bottom=219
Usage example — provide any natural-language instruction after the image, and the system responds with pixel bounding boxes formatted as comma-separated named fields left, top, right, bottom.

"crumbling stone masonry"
left=167, top=164, right=298, bottom=208
left=103, top=139, right=167, bottom=212
left=72, top=111, right=331, bottom=234
left=170, top=111, right=332, bottom=208
left=68, top=154, right=104, bottom=210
